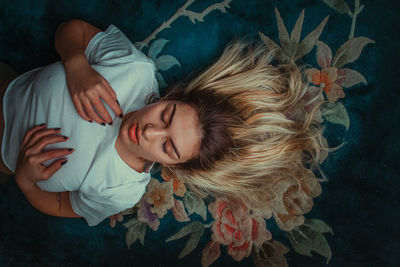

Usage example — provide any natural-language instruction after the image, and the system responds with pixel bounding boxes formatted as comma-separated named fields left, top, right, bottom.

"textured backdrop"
left=0, top=0, right=399, bottom=266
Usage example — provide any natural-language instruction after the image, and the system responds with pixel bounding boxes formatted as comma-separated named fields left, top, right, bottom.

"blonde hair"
left=161, top=40, right=334, bottom=228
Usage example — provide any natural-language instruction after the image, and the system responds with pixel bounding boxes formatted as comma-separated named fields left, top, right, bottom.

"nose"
left=142, top=123, right=167, bottom=142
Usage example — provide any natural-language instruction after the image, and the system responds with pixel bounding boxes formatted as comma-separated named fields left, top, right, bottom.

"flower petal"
left=211, top=221, right=230, bottom=245
left=227, top=241, right=252, bottom=261
left=201, top=241, right=221, bottom=267
left=316, top=41, right=332, bottom=69
left=172, top=198, right=190, bottom=222
left=273, top=211, right=305, bottom=231
left=305, top=68, right=321, bottom=85
left=172, top=178, right=187, bottom=197
left=251, top=217, right=272, bottom=246
left=326, top=83, right=345, bottom=103
left=336, top=68, right=367, bottom=88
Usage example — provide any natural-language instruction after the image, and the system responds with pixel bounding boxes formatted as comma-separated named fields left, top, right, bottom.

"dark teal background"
left=0, top=0, right=399, bottom=266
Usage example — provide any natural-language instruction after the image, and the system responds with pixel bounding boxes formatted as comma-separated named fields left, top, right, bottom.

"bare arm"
left=14, top=125, right=81, bottom=218
left=55, top=19, right=101, bottom=66
left=15, top=180, right=81, bottom=218
left=54, top=20, right=123, bottom=124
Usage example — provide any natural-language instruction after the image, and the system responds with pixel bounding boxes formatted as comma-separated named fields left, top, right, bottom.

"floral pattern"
left=119, top=0, right=375, bottom=266
left=207, top=199, right=271, bottom=262
left=305, top=41, right=368, bottom=103
left=143, top=178, right=174, bottom=219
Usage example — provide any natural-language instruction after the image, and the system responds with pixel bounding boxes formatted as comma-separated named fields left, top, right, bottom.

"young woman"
left=0, top=19, right=327, bottom=227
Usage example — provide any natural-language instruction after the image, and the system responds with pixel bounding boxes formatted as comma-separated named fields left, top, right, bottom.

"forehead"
left=167, top=101, right=202, bottom=162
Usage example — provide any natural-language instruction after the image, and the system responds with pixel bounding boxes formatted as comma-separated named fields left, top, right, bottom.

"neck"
left=115, top=131, right=150, bottom=173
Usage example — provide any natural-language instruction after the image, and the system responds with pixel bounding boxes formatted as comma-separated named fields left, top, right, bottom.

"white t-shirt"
left=1, top=25, right=159, bottom=226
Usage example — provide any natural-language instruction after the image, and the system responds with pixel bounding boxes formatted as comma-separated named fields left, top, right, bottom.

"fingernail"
left=108, top=122, right=113, bottom=126
left=119, top=113, right=123, bottom=119
left=63, top=136, right=68, bottom=140
left=68, top=148, right=73, bottom=152
left=54, top=128, right=61, bottom=131
left=101, top=122, right=106, bottom=126
left=61, top=160, right=68, bottom=165
left=116, top=99, right=120, bottom=106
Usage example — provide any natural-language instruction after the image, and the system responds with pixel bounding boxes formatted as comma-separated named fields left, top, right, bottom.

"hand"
left=15, top=125, right=74, bottom=185
left=64, top=54, right=123, bottom=125
left=108, top=213, right=124, bottom=228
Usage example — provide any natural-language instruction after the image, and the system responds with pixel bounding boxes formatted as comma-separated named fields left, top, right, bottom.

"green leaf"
left=295, top=15, right=329, bottom=61
left=322, top=0, right=351, bottom=15
left=138, top=222, right=147, bottom=246
left=303, top=219, right=334, bottom=235
left=287, top=223, right=333, bottom=264
left=123, top=217, right=140, bottom=229
left=148, top=39, right=169, bottom=60
left=155, top=71, right=167, bottom=88
left=332, top=37, right=375, bottom=68
left=321, top=102, right=350, bottom=130
left=156, top=55, right=181, bottom=71
left=178, top=227, right=205, bottom=259
left=311, top=232, right=332, bottom=264
left=274, top=8, right=290, bottom=53
left=290, top=9, right=305, bottom=57
left=124, top=218, right=147, bottom=248
left=166, top=221, right=204, bottom=242
left=183, top=190, right=207, bottom=221
left=287, top=231, right=312, bottom=256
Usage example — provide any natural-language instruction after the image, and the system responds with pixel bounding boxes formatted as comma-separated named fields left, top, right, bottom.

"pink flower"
left=207, top=199, right=272, bottom=261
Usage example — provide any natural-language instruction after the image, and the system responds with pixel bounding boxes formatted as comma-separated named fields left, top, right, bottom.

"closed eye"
left=161, top=105, right=169, bottom=153
left=160, top=107, right=167, bottom=125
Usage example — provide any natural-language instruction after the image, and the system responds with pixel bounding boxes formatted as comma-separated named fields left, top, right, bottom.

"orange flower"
left=161, top=168, right=187, bottom=197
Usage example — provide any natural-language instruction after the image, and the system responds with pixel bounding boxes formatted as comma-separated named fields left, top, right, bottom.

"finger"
left=116, top=214, right=123, bottom=222
left=109, top=217, right=116, bottom=228
left=20, top=124, right=47, bottom=150
left=24, top=128, right=62, bottom=150
left=100, top=79, right=123, bottom=119
left=34, top=148, right=74, bottom=164
left=72, top=96, right=92, bottom=122
left=27, top=135, right=68, bottom=153
left=100, top=77, right=117, bottom=99
left=42, top=158, right=68, bottom=180
left=90, top=96, right=113, bottom=124
left=81, top=97, right=105, bottom=124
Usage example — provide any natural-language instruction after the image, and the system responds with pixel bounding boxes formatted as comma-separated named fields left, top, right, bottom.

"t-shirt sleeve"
left=84, top=24, right=150, bottom=66
left=69, top=180, right=148, bottom=226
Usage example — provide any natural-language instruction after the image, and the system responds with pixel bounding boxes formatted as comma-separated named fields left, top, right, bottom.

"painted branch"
left=348, top=0, right=365, bottom=39
left=142, top=0, right=231, bottom=46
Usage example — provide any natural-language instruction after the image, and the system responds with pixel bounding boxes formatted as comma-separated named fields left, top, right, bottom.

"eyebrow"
left=169, top=104, right=180, bottom=160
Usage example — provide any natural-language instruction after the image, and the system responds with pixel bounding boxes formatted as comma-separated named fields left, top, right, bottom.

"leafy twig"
left=348, top=0, right=364, bottom=39
left=141, top=0, right=232, bottom=46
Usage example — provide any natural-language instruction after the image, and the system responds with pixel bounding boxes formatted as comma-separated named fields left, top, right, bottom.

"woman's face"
left=118, top=100, right=202, bottom=167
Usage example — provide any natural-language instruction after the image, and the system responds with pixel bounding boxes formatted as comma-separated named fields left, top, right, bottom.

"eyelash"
left=161, top=107, right=168, bottom=153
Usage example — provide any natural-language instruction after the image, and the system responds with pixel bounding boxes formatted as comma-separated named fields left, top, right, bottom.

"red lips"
left=128, top=123, right=140, bottom=144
